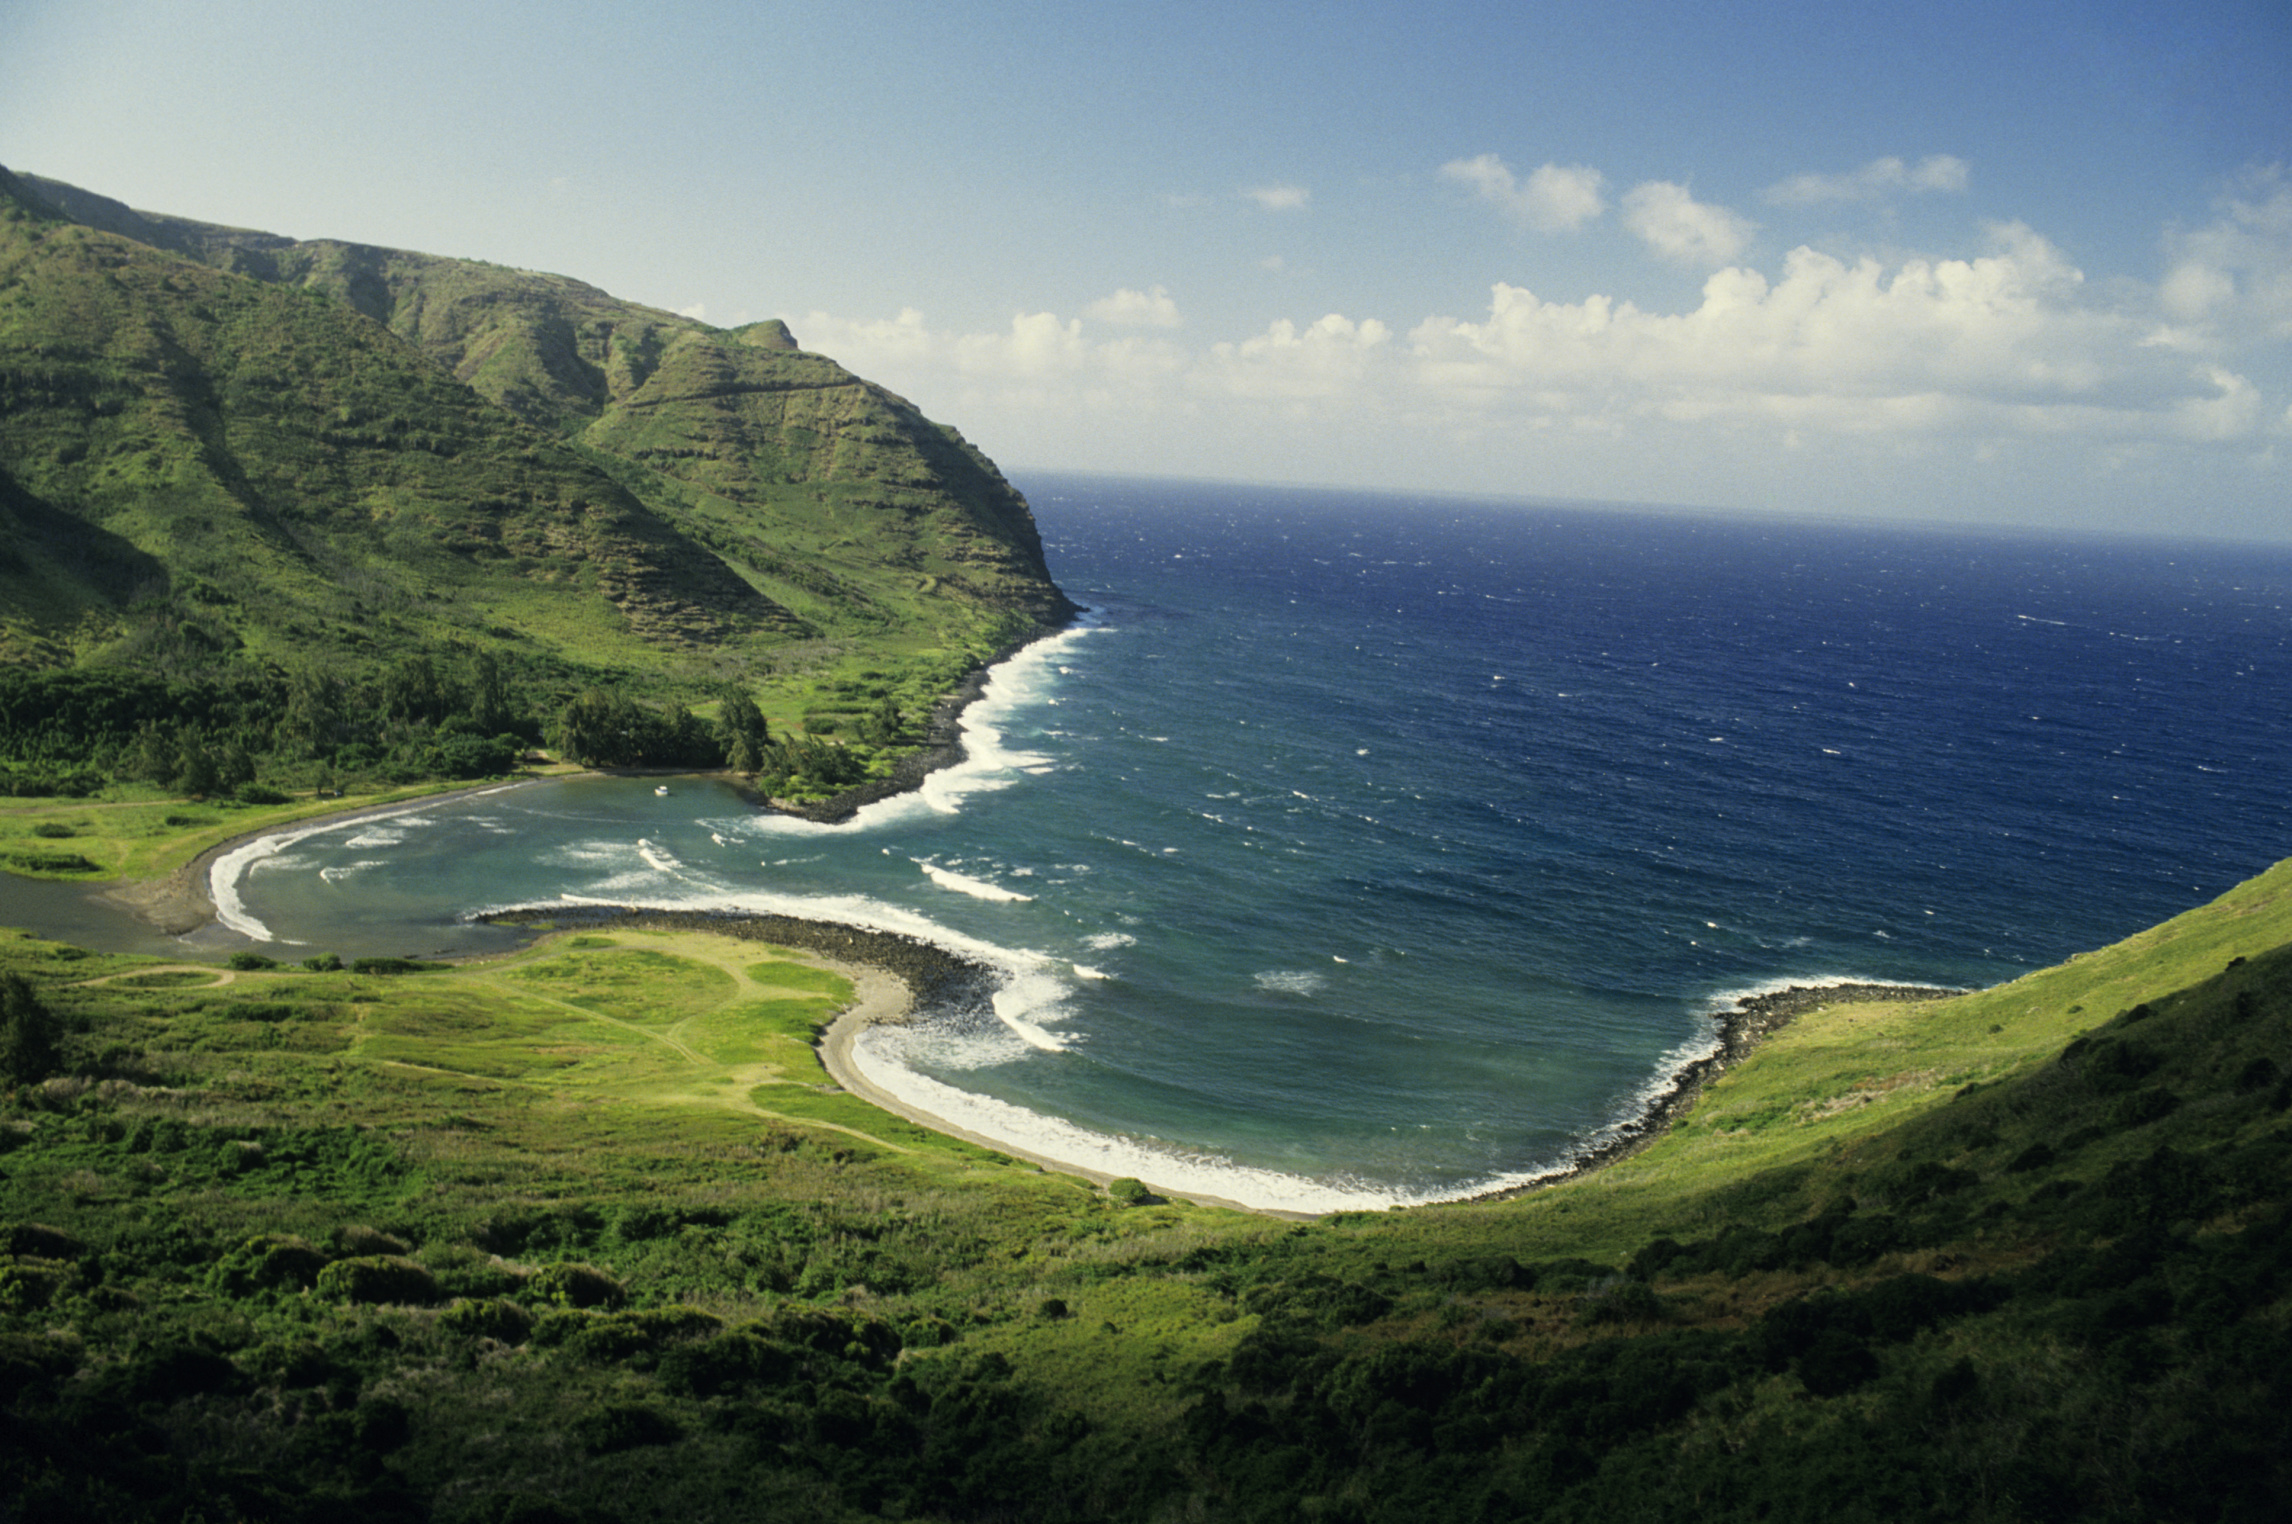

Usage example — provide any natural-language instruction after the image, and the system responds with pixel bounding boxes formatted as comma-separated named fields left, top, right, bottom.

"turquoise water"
left=203, top=476, right=2292, bottom=1210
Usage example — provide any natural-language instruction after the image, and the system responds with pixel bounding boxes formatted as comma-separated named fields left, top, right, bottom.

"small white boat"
left=654, top=785, right=669, bottom=796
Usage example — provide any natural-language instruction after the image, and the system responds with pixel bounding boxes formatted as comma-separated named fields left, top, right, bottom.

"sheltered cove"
left=499, top=902, right=1964, bottom=1212
left=76, top=626, right=1973, bottom=1215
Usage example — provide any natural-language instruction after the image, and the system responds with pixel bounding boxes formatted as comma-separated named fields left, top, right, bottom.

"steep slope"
left=0, top=168, right=1071, bottom=695
left=17, top=171, right=1073, bottom=648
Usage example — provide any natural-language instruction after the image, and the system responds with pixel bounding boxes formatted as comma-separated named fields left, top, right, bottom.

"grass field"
left=2, top=854, right=2288, bottom=1520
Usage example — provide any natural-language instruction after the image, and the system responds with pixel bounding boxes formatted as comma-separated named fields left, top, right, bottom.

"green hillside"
left=1, top=859, right=2287, bottom=1521
left=0, top=167, right=1073, bottom=795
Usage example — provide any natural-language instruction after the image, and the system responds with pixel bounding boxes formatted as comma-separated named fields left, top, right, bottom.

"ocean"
left=196, top=475, right=2292, bottom=1211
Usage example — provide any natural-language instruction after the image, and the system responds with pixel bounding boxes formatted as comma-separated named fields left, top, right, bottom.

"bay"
left=122, top=477, right=2292, bottom=1208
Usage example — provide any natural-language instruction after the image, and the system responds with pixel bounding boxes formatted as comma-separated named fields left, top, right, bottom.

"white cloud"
left=1085, top=285, right=1183, bottom=328
left=1243, top=183, right=1310, bottom=212
left=797, top=211, right=2280, bottom=532
left=1439, top=153, right=1606, bottom=232
left=1622, top=181, right=1757, bottom=266
left=677, top=301, right=707, bottom=321
left=1202, top=313, right=1392, bottom=402
left=1763, top=155, right=1971, bottom=206
left=2157, top=166, right=2292, bottom=344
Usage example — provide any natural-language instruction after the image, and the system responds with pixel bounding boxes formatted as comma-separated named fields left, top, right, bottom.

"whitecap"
left=1084, top=931, right=1137, bottom=951
left=919, top=862, right=1034, bottom=902
left=1255, top=970, right=1326, bottom=996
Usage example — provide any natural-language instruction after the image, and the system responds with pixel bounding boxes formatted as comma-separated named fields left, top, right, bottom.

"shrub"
left=236, top=784, right=291, bottom=805
left=574, top=1401, right=681, bottom=1453
left=439, top=1297, right=535, bottom=1345
left=337, top=1225, right=411, bottom=1256
left=4, top=1223, right=84, bottom=1259
left=316, top=1255, right=440, bottom=1305
left=527, top=1261, right=626, bottom=1310
left=226, top=951, right=280, bottom=971
left=1579, top=1279, right=1667, bottom=1326
left=657, top=1331, right=796, bottom=1397
left=348, top=956, right=448, bottom=975
left=211, top=1234, right=328, bottom=1295
left=561, top=1307, right=723, bottom=1363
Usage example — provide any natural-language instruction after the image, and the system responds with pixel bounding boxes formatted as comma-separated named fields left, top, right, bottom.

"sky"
left=4, top=0, right=2289, bottom=541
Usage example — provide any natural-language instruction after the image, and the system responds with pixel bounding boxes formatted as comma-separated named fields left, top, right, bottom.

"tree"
left=717, top=691, right=769, bottom=757
left=175, top=734, right=220, bottom=797
left=0, top=974, right=60, bottom=1086
left=728, top=732, right=761, bottom=776
left=467, top=650, right=511, bottom=735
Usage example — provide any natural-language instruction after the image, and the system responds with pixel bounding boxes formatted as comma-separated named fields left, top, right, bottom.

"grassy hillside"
left=0, top=167, right=1074, bottom=798
left=1, top=860, right=2286, bottom=1520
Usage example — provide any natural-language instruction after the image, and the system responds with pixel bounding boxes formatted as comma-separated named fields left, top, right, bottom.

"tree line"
left=0, top=654, right=900, bottom=800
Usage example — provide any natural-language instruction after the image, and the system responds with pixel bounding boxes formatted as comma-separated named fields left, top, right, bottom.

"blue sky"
left=5, top=0, right=2288, bottom=540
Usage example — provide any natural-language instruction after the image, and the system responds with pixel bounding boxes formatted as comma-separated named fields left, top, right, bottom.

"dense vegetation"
left=0, top=165, right=1074, bottom=800
left=2, top=851, right=2287, bottom=1521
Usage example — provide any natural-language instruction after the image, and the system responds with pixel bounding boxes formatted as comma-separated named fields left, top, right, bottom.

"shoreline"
left=1457, top=980, right=1967, bottom=1206
left=92, top=778, right=546, bottom=941
left=75, top=618, right=1079, bottom=941
left=471, top=905, right=1291, bottom=1217
left=14, top=618, right=1972, bottom=1218
left=496, top=904, right=1965, bottom=1217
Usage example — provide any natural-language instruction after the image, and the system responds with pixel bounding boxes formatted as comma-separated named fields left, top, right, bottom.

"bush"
left=236, top=784, right=291, bottom=805
left=211, top=1234, right=328, bottom=1295
left=226, top=951, right=280, bottom=971
left=574, top=1401, right=681, bottom=1453
left=527, top=1261, right=626, bottom=1310
left=316, top=1255, right=440, bottom=1306
left=440, top=1297, right=535, bottom=1345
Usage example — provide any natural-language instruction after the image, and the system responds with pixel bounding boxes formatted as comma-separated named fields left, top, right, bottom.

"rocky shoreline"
left=1462, top=981, right=1967, bottom=1205
left=745, top=620, right=1077, bottom=825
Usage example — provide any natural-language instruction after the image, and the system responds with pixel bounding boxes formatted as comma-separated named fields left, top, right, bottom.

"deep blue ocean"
left=182, top=477, right=2292, bottom=1208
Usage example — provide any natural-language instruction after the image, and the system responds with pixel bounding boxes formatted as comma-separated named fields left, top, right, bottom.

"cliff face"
left=0, top=167, right=1072, bottom=683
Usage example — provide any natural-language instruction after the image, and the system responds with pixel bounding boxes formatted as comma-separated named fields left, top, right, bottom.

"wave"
left=741, top=619, right=1109, bottom=839
left=918, top=861, right=1035, bottom=902
left=1255, top=970, right=1327, bottom=996
left=210, top=787, right=523, bottom=941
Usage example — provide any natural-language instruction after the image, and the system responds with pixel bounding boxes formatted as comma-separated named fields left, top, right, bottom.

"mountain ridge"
left=0, top=167, right=1073, bottom=702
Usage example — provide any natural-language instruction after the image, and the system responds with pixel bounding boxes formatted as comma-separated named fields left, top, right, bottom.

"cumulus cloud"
left=1086, top=285, right=1183, bottom=328
left=1243, top=183, right=1310, bottom=212
left=1763, top=155, right=1971, bottom=206
left=677, top=302, right=707, bottom=321
left=797, top=209, right=2278, bottom=523
left=1440, top=153, right=1606, bottom=232
left=1203, top=313, right=1392, bottom=402
left=1622, top=181, right=1757, bottom=266
left=2156, top=166, right=2292, bottom=343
